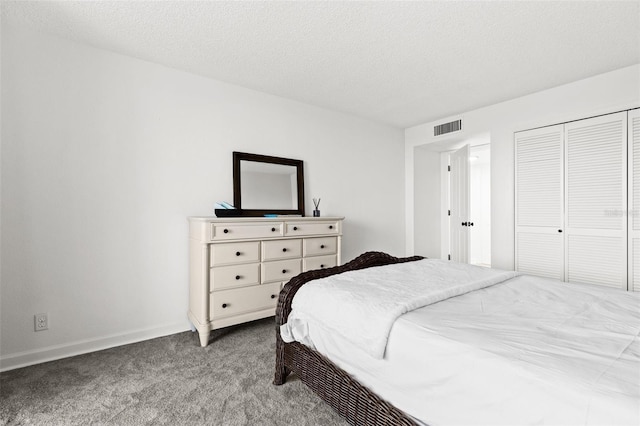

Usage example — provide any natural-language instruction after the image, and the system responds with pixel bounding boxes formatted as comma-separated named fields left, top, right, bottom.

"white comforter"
left=281, top=261, right=640, bottom=425
left=280, top=259, right=517, bottom=358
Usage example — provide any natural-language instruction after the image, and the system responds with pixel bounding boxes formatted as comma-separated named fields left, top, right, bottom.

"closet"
left=516, top=109, right=639, bottom=291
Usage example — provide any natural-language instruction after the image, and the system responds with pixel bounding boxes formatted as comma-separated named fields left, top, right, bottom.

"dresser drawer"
left=209, top=282, right=281, bottom=319
left=285, top=221, right=340, bottom=236
left=303, top=255, right=337, bottom=272
left=211, top=222, right=283, bottom=241
left=261, top=259, right=302, bottom=284
left=262, top=239, right=302, bottom=261
left=210, top=241, right=260, bottom=266
left=210, top=263, right=260, bottom=291
left=303, top=237, right=337, bottom=257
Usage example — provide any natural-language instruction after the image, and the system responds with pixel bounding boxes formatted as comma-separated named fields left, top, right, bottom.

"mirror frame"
left=233, top=151, right=305, bottom=217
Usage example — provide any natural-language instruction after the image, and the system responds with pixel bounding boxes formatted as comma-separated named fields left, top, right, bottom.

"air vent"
left=434, top=119, right=462, bottom=137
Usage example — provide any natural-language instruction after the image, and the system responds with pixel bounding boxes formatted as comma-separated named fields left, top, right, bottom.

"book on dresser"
left=188, top=216, right=344, bottom=347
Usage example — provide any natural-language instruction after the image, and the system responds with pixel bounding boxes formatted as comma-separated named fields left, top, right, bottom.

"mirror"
left=233, top=152, right=305, bottom=217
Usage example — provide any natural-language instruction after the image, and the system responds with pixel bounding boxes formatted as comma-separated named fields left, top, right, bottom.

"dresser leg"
left=198, top=330, right=210, bottom=347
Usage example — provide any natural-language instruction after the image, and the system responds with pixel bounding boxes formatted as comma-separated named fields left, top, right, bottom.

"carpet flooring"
left=0, top=318, right=348, bottom=425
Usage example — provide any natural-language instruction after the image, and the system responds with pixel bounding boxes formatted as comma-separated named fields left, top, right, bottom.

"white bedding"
left=281, top=262, right=640, bottom=426
left=280, top=259, right=517, bottom=358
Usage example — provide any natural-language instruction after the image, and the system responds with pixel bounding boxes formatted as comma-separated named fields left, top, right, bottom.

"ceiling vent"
left=434, top=119, right=462, bottom=137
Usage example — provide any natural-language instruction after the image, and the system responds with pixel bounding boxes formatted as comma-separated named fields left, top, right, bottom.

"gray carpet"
left=0, top=318, right=348, bottom=425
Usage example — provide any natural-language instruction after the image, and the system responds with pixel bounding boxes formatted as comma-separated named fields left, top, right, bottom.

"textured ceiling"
left=2, top=1, right=639, bottom=128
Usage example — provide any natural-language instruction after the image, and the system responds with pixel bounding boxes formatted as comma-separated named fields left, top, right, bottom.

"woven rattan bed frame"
left=274, top=251, right=424, bottom=426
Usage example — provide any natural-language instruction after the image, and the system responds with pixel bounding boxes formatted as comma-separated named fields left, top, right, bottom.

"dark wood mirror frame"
left=232, top=152, right=305, bottom=217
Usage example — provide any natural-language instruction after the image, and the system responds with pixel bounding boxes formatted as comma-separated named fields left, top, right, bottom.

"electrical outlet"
left=34, top=313, right=48, bottom=331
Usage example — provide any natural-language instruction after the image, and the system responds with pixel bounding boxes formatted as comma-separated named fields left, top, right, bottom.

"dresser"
left=188, top=216, right=344, bottom=346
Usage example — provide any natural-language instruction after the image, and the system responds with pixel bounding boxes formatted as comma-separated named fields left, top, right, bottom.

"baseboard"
left=0, top=321, right=191, bottom=372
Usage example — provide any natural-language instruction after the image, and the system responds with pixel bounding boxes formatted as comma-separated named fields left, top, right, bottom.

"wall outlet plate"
left=34, top=313, right=48, bottom=331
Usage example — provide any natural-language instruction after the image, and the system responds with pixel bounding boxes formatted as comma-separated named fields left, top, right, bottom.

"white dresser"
left=188, top=216, right=344, bottom=346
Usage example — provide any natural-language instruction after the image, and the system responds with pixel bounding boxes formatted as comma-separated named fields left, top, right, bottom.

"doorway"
left=468, top=144, right=491, bottom=266
left=446, top=143, right=491, bottom=266
left=413, top=136, right=491, bottom=265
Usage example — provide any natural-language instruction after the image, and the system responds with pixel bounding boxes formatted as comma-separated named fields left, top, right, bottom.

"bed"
left=273, top=251, right=640, bottom=426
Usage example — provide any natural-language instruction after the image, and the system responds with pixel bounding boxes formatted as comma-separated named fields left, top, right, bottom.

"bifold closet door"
left=629, top=109, right=640, bottom=292
left=564, top=111, right=627, bottom=289
left=515, top=125, right=564, bottom=280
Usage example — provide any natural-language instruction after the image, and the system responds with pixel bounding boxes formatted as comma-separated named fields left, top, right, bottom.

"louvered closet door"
left=515, top=125, right=564, bottom=280
left=565, top=112, right=627, bottom=289
left=628, top=109, right=640, bottom=292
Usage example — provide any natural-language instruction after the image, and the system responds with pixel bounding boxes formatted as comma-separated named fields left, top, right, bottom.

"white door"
left=515, top=125, right=565, bottom=280
left=629, top=109, right=640, bottom=291
left=450, top=145, right=469, bottom=263
left=564, top=111, right=627, bottom=289
left=469, top=145, right=491, bottom=266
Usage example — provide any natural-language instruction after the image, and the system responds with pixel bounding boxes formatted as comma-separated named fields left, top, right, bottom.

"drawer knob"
left=222, top=303, right=228, bottom=308
left=329, top=225, right=333, bottom=229
left=282, top=248, right=287, bottom=252
left=293, top=226, right=298, bottom=231
left=320, top=244, right=325, bottom=249
left=223, top=229, right=229, bottom=234
left=282, top=269, right=287, bottom=274
left=236, top=251, right=241, bottom=256
left=271, top=294, right=276, bottom=299
left=320, top=264, right=325, bottom=268
left=271, top=227, right=276, bottom=232
left=235, top=275, right=241, bottom=280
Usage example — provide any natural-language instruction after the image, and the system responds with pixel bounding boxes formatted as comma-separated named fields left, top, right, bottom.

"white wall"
left=413, top=146, right=440, bottom=258
left=0, top=24, right=405, bottom=370
left=406, top=64, right=640, bottom=270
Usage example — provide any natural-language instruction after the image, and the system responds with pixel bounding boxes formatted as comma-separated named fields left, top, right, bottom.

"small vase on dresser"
left=188, top=216, right=344, bottom=347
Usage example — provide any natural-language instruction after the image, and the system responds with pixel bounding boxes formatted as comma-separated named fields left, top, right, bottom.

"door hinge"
left=448, top=210, right=451, bottom=216
left=448, top=165, right=451, bottom=172
left=448, top=254, right=451, bottom=260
